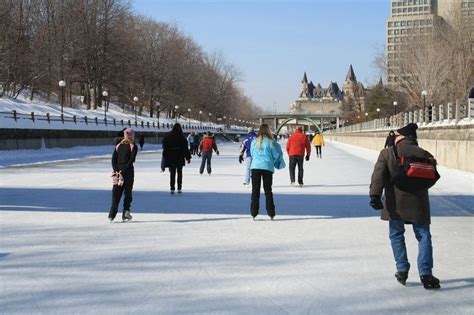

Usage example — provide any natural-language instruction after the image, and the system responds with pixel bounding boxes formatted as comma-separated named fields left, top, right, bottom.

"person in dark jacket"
left=109, top=128, right=138, bottom=222
left=162, top=123, right=191, bottom=194
left=239, top=127, right=257, bottom=185
left=369, top=123, right=441, bottom=290
left=198, top=132, right=219, bottom=175
left=192, top=133, right=201, bottom=155
left=384, top=130, right=396, bottom=148
left=138, top=133, right=145, bottom=150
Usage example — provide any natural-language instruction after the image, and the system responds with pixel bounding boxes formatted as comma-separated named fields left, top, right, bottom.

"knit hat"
left=124, top=128, right=135, bottom=140
left=396, top=123, right=418, bottom=138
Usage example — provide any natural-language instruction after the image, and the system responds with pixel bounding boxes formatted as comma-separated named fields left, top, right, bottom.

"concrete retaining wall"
left=327, top=125, right=474, bottom=173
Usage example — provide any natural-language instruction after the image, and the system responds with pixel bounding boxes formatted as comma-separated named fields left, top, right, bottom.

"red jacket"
left=199, top=136, right=219, bottom=153
left=286, top=130, right=311, bottom=157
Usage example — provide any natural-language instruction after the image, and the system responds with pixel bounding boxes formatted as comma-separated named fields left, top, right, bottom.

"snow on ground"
left=0, top=141, right=473, bottom=314
left=0, top=94, right=244, bottom=132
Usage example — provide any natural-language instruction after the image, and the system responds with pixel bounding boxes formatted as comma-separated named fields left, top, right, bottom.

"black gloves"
left=305, top=156, right=310, bottom=161
left=370, top=195, right=384, bottom=210
left=239, top=155, right=244, bottom=164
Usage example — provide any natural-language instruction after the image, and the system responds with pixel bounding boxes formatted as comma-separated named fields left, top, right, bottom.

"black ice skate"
left=122, top=211, right=132, bottom=222
left=420, top=275, right=441, bottom=290
left=395, top=271, right=408, bottom=286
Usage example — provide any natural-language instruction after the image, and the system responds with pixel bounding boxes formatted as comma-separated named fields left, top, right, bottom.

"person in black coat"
left=109, top=128, right=138, bottom=222
left=384, top=130, right=396, bottom=148
left=162, top=123, right=191, bottom=194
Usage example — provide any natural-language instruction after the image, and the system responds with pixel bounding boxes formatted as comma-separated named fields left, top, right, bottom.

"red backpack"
left=390, top=145, right=440, bottom=192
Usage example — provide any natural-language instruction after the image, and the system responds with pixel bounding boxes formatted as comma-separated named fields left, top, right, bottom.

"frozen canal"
left=0, top=141, right=473, bottom=314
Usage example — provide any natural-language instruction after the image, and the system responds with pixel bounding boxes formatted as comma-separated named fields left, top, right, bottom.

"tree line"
left=0, top=0, right=262, bottom=122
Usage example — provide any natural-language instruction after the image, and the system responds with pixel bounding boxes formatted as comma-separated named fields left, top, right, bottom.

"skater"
left=198, top=131, right=219, bottom=175
left=384, top=130, right=396, bottom=148
left=370, top=123, right=441, bottom=290
left=162, top=123, right=191, bottom=194
left=192, top=132, right=201, bottom=155
left=187, top=132, right=194, bottom=155
left=286, top=126, right=311, bottom=187
left=108, top=128, right=138, bottom=222
left=250, top=124, right=285, bottom=220
left=138, top=133, right=145, bottom=151
left=239, top=127, right=257, bottom=185
left=311, top=131, right=325, bottom=158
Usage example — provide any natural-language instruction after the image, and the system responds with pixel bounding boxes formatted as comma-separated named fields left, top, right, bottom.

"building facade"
left=386, top=0, right=474, bottom=87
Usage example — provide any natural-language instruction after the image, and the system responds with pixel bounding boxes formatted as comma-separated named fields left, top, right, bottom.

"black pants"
left=200, top=151, right=212, bottom=174
left=109, top=172, right=134, bottom=219
left=289, top=156, right=304, bottom=184
left=250, top=169, right=275, bottom=217
left=315, top=146, right=322, bottom=157
left=169, top=166, right=183, bottom=191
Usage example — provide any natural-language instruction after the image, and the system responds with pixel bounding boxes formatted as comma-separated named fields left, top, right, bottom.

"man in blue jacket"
left=239, top=127, right=257, bottom=185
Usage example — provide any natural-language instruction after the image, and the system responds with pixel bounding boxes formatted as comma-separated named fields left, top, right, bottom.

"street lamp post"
left=393, top=101, right=398, bottom=115
left=58, top=80, right=66, bottom=114
left=199, top=110, right=203, bottom=127
left=174, top=105, right=179, bottom=122
left=133, top=96, right=139, bottom=122
left=421, top=90, right=428, bottom=121
left=187, top=108, right=191, bottom=124
left=156, top=101, right=160, bottom=126
left=365, top=112, right=368, bottom=121
left=208, top=113, right=212, bottom=125
left=376, top=107, right=380, bottom=119
left=223, top=116, right=227, bottom=128
left=102, top=90, right=109, bottom=120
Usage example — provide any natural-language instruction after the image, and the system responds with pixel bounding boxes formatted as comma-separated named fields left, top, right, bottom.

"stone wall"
left=327, top=125, right=474, bottom=173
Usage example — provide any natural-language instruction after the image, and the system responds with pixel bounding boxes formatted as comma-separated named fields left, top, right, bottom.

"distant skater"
left=286, top=126, right=311, bottom=187
left=250, top=124, right=285, bottom=220
left=384, top=130, right=396, bottom=148
left=138, top=133, right=145, bottom=151
left=162, top=123, right=191, bottom=194
left=311, top=131, right=325, bottom=158
left=109, top=128, right=138, bottom=222
left=198, top=132, right=219, bottom=175
left=239, top=127, right=257, bottom=185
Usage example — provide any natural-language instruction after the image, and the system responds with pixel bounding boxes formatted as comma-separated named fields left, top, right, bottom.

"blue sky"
left=133, top=0, right=390, bottom=112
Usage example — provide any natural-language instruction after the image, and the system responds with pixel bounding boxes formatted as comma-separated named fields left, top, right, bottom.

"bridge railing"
left=330, top=100, right=474, bottom=134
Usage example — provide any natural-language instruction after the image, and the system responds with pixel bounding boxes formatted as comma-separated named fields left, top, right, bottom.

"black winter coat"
left=112, top=140, right=138, bottom=174
left=162, top=133, right=191, bottom=168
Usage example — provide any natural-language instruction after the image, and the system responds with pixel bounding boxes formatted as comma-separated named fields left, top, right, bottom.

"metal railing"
left=0, top=110, right=248, bottom=133
left=331, top=99, right=474, bottom=134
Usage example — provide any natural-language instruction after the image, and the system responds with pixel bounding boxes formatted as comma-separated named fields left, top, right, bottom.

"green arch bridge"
left=258, top=113, right=343, bottom=135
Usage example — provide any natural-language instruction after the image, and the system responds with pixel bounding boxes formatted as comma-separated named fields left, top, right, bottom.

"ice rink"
left=1, top=141, right=473, bottom=314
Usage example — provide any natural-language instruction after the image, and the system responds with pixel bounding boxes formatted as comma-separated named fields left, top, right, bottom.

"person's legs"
left=199, top=153, right=206, bottom=174
left=413, top=223, right=433, bottom=276
left=289, top=156, right=297, bottom=183
left=262, top=170, right=275, bottom=218
left=389, top=220, right=410, bottom=273
left=316, top=146, right=322, bottom=158
left=250, top=169, right=262, bottom=217
left=244, top=157, right=252, bottom=184
left=122, top=172, right=134, bottom=212
left=206, top=152, right=212, bottom=174
left=108, top=185, right=124, bottom=219
left=177, top=166, right=183, bottom=191
left=169, top=166, right=177, bottom=191
left=296, top=156, right=304, bottom=185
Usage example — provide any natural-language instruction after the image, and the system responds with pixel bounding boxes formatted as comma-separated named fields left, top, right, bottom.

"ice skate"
left=395, top=271, right=408, bottom=286
left=420, top=275, right=441, bottom=290
left=122, top=211, right=132, bottom=222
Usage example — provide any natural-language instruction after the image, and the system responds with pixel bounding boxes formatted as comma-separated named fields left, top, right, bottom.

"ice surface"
left=0, top=141, right=472, bottom=314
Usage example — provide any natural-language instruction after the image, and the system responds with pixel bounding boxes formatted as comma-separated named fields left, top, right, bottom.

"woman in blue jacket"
left=250, top=124, right=285, bottom=220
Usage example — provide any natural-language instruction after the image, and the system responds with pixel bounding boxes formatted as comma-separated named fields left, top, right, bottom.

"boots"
left=420, top=275, right=441, bottom=290
left=395, top=271, right=408, bottom=286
